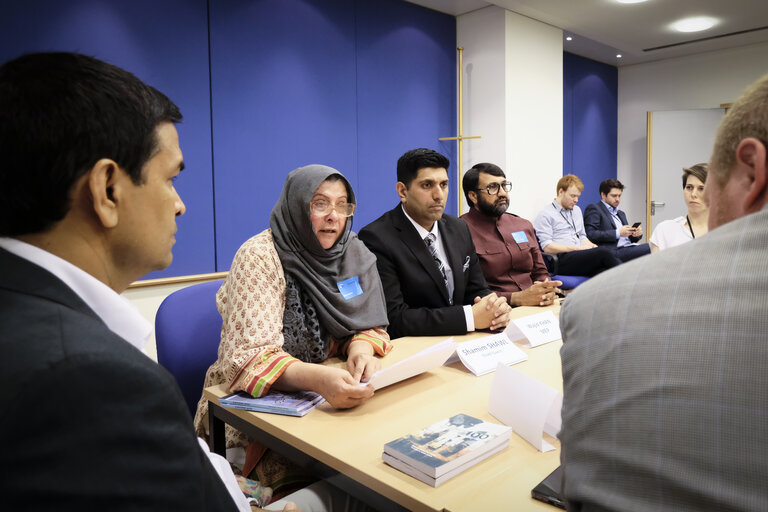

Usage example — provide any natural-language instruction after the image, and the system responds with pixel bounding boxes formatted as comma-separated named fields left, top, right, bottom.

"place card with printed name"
left=504, top=310, right=561, bottom=347
left=454, top=333, right=528, bottom=376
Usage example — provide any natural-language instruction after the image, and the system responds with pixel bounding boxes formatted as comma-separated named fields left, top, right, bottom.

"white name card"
left=455, top=333, right=528, bottom=376
left=488, top=362, right=562, bottom=452
left=504, top=310, right=561, bottom=347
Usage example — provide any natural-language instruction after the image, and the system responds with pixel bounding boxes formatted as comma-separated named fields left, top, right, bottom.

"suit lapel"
left=392, top=206, right=451, bottom=304
left=438, top=218, right=464, bottom=304
left=598, top=202, right=613, bottom=227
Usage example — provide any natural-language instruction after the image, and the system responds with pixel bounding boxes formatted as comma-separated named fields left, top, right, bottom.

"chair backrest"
left=155, top=280, right=224, bottom=417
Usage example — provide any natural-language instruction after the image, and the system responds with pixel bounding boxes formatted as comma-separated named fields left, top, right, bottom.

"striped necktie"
left=424, top=233, right=452, bottom=305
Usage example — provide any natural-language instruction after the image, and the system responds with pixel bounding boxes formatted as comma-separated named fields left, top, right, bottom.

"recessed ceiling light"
left=615, top=0, right=647, bottom=4
left=672, top=16, right=718, bottom=33
left=616, top=54, right=622, bottom=58
left=566, top=36, right=573, bottom=41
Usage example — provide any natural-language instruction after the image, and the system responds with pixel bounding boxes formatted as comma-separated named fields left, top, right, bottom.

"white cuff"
left=463, top=304, right=475, bottom=332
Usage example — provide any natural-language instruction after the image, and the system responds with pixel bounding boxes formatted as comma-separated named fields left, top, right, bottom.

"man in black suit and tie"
left=358, top=148, right=511, bottom=339
left=584, top=179, right=650, bottom=262
left=0, top=52, right=292, bottom=511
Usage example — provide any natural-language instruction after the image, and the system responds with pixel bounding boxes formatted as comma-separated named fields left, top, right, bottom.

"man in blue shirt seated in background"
left=533, top=174, right=621, bottom=277
left=584, top=178, right=650, bottom=262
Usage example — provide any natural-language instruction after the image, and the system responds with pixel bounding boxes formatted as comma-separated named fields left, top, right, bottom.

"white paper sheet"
left=367, top=338, right=457, bottom=390
left=488, top=363, right=562, bottom=452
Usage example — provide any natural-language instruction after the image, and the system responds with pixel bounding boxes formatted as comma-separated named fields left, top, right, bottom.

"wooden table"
left=206, top=304, right=563, bottom=511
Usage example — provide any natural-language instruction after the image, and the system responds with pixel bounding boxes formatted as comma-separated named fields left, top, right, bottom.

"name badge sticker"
left=512, top=231, right=529, bottom=243
left=337, top=276, right=363, bottom=300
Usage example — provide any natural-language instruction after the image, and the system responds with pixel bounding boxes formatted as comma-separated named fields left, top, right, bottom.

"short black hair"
left=0, top=52, right=182, bottom=237
left=462, top=162, right=505, bottom=208
left=599, top=178, right=624, bottom=196
left=396, top=148, right=449, bottom=187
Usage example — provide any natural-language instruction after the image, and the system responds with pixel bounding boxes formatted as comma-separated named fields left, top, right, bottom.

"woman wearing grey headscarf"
left=194, top=165, right=391, bottom=500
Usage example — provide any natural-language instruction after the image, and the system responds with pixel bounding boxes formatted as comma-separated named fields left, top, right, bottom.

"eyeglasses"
left=310, top=200, right=356, bottom=217
left=475, top=181, right=512, bottom=195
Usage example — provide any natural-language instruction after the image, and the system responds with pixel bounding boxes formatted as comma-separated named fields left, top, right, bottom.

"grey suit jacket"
left=0, top=248, right=237, bottom=511
left=559, top=206, right=768, bottom=512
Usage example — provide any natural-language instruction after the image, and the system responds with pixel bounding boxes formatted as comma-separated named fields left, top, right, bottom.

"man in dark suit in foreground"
left=358, top=148, right=511, bottom=339
left=583, top=178, right=650, bottom=262
left=0, top=53, right=248, bottom=510
left=560, top=73, right=768, bottom=511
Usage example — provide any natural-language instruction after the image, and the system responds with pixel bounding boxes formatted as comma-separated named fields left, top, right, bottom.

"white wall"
left=504, top=11, right=562, bottom=221
left=458, top=6, right=563, bottom=221
left=617, top=40, right=768, bottom=226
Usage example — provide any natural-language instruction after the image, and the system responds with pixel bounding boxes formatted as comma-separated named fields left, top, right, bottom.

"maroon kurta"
left=461, top=208, right=550, bottom=301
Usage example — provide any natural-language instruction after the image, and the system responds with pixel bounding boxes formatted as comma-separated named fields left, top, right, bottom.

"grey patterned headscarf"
left=269, top=165, right=388, bottom=340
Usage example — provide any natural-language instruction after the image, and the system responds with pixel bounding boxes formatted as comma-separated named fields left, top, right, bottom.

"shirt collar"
left=401, top=204, right=440, bottom=241
left=602, top=200, right=619, bottom=215
left=551, top=200, right=567, bottom=213
left=0, top=237, right=152, bottom=353
left=465, top=206, right=498, bottom=224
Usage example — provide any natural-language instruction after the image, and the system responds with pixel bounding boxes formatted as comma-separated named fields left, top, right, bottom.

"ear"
left=395, top=181, right=408, bottom=203
left=736, top=137, right=768, bottom=213
left=87, top=158, right=123, bottom=229
left=468, top=189, right=478, bottom=207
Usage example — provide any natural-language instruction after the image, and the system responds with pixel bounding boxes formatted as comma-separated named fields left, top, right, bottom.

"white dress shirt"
left=0, top=237, right=152, bottom=351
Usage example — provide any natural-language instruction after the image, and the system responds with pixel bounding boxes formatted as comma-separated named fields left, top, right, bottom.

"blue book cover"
left=383, top=413, right=511, bottom=478
left=219, top=390, right=325, bottom=417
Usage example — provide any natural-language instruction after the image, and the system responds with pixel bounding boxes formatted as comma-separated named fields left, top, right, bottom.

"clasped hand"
left=513, top=279, right=562, bottom=306
left=472, top=292, right=512, bottom=331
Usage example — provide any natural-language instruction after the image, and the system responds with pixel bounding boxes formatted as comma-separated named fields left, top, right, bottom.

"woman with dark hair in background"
left=649, top=163, right=709, bottom=252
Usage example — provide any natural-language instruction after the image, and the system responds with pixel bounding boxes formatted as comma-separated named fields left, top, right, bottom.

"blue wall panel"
left=0, top=0, right=215, bottom=279
left=563, top=52, right=618, bottom=208
left=2, top=0, right=457, bottom=277
left=209, top=0, right=359, bottom=269
left=210, top=0, right=456, bottom=268
left=355, top=0, right=458, bottom=224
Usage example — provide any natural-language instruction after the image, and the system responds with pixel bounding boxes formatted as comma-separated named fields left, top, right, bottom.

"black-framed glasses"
left=310, top=200, right=356, bottom=217
left=475, top=181, right=512, bottom=195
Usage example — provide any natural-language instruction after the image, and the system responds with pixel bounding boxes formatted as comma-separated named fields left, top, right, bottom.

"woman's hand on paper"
left=346, top=340, right=381, bottom=384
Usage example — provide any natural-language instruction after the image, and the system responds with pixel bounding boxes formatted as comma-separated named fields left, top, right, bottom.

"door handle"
left=650, top=200, right=665, bottom=216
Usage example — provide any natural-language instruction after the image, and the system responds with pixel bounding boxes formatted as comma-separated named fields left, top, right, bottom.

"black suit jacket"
left=584, top=202, right=641, bottom=246
left=358, top=204, right=491, bottom=339
left=0, top=248, right=237, bottom=511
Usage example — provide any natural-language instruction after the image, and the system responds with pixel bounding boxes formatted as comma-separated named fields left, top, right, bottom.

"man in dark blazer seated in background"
left=583, top=178, right=650, bottom=262
left=359, top=148, right=511, bottom=339
left=0, top=53, right=255, bottom=511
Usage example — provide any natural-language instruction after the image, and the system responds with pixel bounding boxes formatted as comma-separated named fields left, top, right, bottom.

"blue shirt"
left=533, top=201, right=587, bottom=249
left=603, top=201, right=632, bottom=248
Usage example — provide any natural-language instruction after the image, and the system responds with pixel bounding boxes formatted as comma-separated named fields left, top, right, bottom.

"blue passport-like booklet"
left=218, top=390, right=325, bottom=417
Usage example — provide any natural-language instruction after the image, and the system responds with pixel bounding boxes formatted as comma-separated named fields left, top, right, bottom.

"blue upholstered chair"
left=155, top=279, right=224, bottom=417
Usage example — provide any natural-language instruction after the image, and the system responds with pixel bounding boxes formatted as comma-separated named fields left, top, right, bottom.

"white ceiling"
left=405, top=0, right=768, bottom=66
